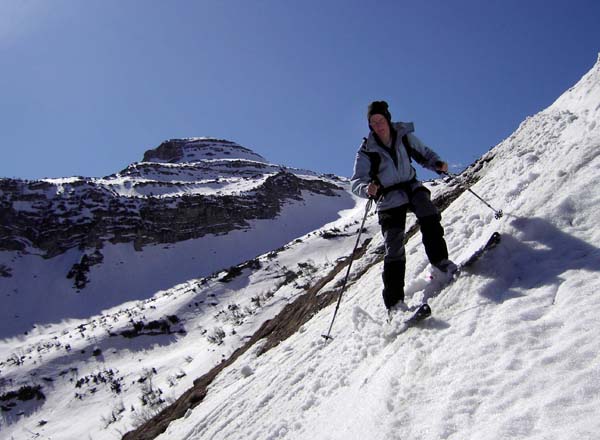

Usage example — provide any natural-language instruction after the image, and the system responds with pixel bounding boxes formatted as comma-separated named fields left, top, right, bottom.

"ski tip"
left=418, top=303, right=432, bottom=317
left=489, top=231, right=502, bottom=244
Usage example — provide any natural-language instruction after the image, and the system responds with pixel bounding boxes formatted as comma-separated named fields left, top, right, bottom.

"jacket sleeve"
left=350, top=148, right=372, bottom=199
left=405, top=133, right=443, bottom=172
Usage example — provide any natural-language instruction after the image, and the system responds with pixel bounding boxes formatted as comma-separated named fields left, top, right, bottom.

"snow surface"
left=1, top=56, right=600, bottom=439
left=157, top=56, right=600, bottom=440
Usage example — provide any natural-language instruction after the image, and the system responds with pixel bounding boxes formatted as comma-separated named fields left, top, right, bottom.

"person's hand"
left=367, top=182, right=380, bottom=198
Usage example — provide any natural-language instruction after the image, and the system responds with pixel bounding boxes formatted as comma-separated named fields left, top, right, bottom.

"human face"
left=369, top=114, right=390, bottom=141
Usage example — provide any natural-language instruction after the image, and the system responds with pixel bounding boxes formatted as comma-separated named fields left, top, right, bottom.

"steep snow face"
left=549, top=53, right=600, bottom=114
left=147, top=58, right=600, bottom=439
left=474, top=54, right=600, bottom=235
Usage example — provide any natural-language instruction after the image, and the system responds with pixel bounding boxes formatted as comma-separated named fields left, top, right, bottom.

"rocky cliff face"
left=0, top=138, right=345, bottom=260
left=142, top=138, right=267, bottom=163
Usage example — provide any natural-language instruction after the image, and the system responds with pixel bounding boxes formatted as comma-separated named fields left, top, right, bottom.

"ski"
left=417, top=231, right=501, bottom=303
left=405, top=303, right=432, bottom=325
left=386, top=302, right=432, bottom=325
left=384, top=303, right=432, bottom=338
left=459, top=231, right=502, bottom=269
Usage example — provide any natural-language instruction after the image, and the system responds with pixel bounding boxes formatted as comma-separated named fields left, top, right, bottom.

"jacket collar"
left=365, top=122, right=415, bottom=152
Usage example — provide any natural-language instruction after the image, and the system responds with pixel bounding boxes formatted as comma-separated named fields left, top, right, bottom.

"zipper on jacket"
left=373, top=128, right=399, bottom=169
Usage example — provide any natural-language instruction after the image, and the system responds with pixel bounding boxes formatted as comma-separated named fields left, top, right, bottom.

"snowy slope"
left=2, top=55, right=600, bottom=440
left=0, top=193, right=369, bottom=439
left=152, top=56, right=600, bottom=439
left=0, top=140, right=364, bottom=438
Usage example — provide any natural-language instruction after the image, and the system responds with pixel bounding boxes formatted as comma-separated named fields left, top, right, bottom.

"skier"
left=351, top=100, right=456, bottom=317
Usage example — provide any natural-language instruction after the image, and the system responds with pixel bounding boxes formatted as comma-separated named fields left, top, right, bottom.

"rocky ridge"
left=0, top=138, right=344, bottom=260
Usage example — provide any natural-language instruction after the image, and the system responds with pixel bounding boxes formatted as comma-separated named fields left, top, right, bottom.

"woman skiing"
left=351, top=100, right=456, bottom=317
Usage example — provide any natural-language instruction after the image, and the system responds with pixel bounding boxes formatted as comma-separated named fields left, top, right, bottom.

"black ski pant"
left=378, top=188, right=448, bottom=309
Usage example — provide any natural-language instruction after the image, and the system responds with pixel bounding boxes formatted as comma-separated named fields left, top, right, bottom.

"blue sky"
left=1, top=0, right=599, bottom=180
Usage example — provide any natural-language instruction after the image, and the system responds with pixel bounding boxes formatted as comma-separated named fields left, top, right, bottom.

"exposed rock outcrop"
left=0, top=139, right=345, bottom=259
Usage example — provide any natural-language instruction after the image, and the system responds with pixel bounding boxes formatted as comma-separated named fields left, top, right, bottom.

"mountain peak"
left=142, top=138, right=268, bottom=164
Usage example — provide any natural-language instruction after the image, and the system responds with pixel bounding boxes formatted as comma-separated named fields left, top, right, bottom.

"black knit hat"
left=367, top=100, right=392, bottom=124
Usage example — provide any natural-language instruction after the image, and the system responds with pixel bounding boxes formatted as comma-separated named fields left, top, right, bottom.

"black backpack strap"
left=364, top=151, right=381, bottom=185
left=400, top=135, right=413, bottom=164
left=401, top=134, right=427, bottom=166
left=359, top=137, right=382, bottom=185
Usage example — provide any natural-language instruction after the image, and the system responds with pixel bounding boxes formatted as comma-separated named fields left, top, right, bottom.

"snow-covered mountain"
left=2, top=54, right=600, bottom=440
left=0, top=138, right=355, bottom=337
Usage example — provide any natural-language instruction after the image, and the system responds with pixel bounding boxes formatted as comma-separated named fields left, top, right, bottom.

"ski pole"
left=321, top=197, right=373, bottom=341
left=442, top=172, right=503, bottom=219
